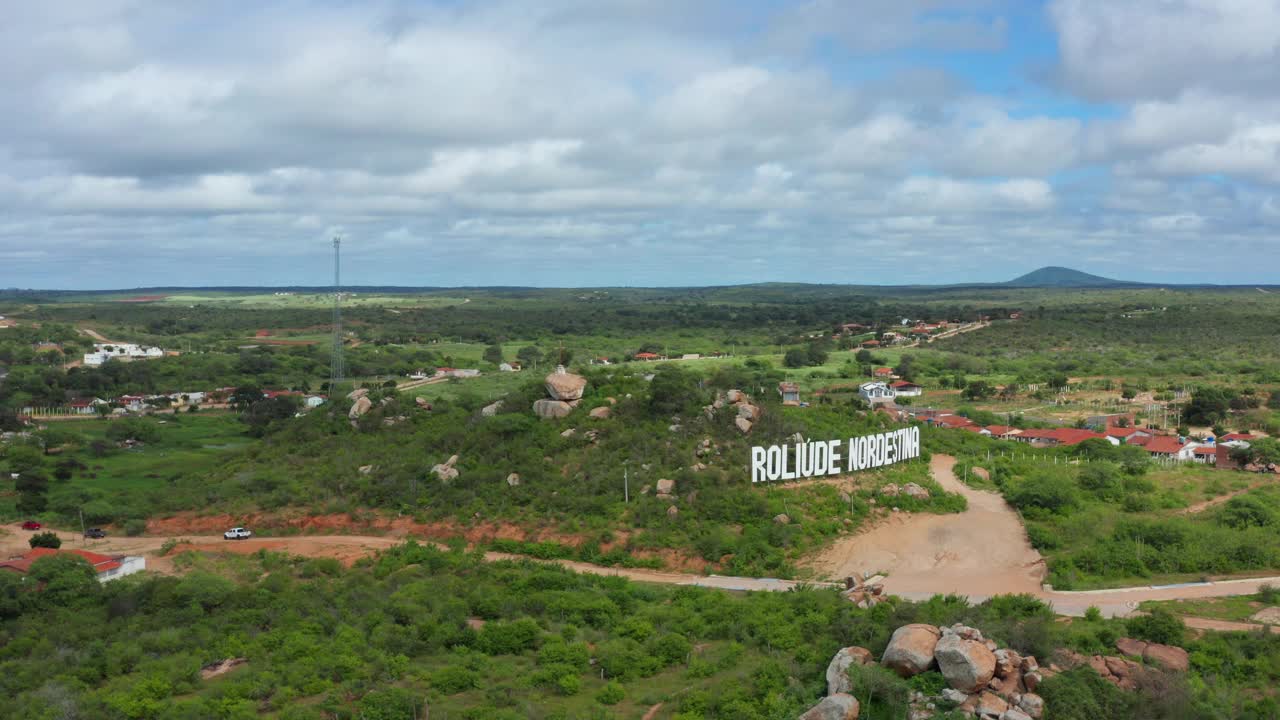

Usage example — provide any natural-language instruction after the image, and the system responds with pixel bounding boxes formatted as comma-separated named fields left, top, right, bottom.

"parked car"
left=223, top=527, right=252, bottom=540
left=84, top=528, right=107, bottom=539
left=21, top=520, right=41, bottom=531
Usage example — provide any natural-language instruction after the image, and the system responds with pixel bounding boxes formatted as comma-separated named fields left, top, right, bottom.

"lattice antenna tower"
left=329, top=237, right=344, bottom=393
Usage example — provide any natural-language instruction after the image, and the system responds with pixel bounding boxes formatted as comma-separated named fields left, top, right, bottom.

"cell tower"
left=328, top=237, right=344, bottom=393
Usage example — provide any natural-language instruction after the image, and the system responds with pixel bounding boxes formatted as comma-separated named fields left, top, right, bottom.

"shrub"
left=1258, top=583, right=1280, bottom=605
left=123, top=519, right=147, bottom=537
left=29, top=531, right=62, bottom=549
left=1124, top=608, right=1185, bottom=646
left=595, top=681, right=625, bottom=705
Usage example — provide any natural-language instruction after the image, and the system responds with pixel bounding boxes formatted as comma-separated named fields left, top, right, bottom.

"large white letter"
left=827, top=439, right=842, bottom=475
left=752, top=446, right=766, bottom=483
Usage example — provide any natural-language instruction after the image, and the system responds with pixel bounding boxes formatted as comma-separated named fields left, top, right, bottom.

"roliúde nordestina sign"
left=750, top=426, right=921, bottom=483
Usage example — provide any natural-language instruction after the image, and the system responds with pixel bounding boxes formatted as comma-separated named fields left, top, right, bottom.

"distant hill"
left=1004, top=266, right=1142, bottom=288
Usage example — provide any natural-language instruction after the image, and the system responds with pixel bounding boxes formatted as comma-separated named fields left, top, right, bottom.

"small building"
left=872, top=367, right=894, bottom=378
left=778, top=382, right=801, bottom=406
left=858, top=381, right=896, bottom=405
left=860, top=339, right=881, bottom=348
left=303, top=395, right=326, bottom=409
left=889, top=380, right=923, bottom=397
left=68, top=398, right=103, bottom=415
left=1106, top=426, right=1151, bottom=444
left=1143, top=435, right=1193, bottom=460
left=0, top=548, right=146, bottom=583
left=1190, top=445, right=1218, bottom=464
left=932, top=414, right=978, bottom=431
left=633, top=352, right=662, bottom=361
left=981, top=425, right=1022, bottom=440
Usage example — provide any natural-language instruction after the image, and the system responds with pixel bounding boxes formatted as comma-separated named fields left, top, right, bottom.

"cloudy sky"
left=2, top=0, right=1279, bottom=288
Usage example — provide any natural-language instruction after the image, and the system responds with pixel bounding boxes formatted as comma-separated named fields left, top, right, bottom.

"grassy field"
left=2, top=414, right=250, bottom=527
left=1140, top=589, right=1280, bottom=624
left=158, top=292, right=470, bottom=309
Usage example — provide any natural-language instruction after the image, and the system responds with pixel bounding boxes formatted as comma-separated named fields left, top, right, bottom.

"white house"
left=83, top=343, right=165, bottom=366
left=858, top=381, right=896, bottom=405
left=303, top=395, right=326, bottom=408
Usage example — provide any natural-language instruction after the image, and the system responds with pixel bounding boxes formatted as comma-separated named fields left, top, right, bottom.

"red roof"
left=0, top=548, right=122, bottom=575
left=873, top=367, right=893, bottom=376
left=934, top=415, right=977, bottom=429
left=1105, top=426, right=1143, bottom=438
left=1017, top=428, right=1106, bottom=446
left=69, top=399, right=96, bottom=408
left=1143, top=436, right=1187, bottom=455
left=1220, top=432, right=1254, bottom=442
left=1192, top=446, right=1217, bottom=455
left=890, top=381, right=921, bottom=389
left=984, top=425, right=1019, bottom=436
left=634, top=352, right=660, bottom=359
left=861, top=340, right=880, bottom=347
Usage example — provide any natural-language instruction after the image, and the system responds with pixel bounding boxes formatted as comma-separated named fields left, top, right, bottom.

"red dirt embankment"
left=145, top=512, right=708, bottom=572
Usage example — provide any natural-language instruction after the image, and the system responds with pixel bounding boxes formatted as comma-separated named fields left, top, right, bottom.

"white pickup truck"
left=223, top=527, right=252, bottom=540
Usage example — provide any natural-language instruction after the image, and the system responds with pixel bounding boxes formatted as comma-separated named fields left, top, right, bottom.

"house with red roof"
left=981, top=425, right=1023, bottom=440
left=860, top=339, right=881, bottom=348
left=1013, top=428, right=1112, bottom=447
left=889, top=380, right=922, bottom=397
left=1219, top=432, right=1255, bottom=443
left=1191, top=445, right=1218, bottom=464
left=633, top=352, right=662, bottom=361
left=1142, top=435, right=1192, bottom=460
left=872, top=367, right=894, bottom=378
left=0, top=548, right=145, bottom=583
left=932, top=414, right=979, bottom=431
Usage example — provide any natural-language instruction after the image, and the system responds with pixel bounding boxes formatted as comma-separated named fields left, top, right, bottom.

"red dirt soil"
left=145, top=512, right=708, bottom=572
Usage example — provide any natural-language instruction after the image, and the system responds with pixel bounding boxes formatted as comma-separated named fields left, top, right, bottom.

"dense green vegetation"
left=3, top=543, right=1279, bottom=720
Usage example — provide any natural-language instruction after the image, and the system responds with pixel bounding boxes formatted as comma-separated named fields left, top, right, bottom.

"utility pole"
left=329, top=237, right=344, bottom=396
left=624, top=460, right=629, bottom=504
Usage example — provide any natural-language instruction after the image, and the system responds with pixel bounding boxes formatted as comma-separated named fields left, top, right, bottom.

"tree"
left=27, top=553, right=99, bottom=607
left=230, top=385, right=265, bottom=411
left=1183, top=387, right=1234, bottom=426
left=517, top=345, right=542, bottom=368
left=1048, top=373, right=1069, bottom=391
left=29, top=531, right=62, bottom=549
left=483, top=343, right=505, bottom=365
left=962, top=381, right=994, bottom=401
left=649, top=366, right=700, bottom=415
left=16, top=471, right=49, bottom=514
left=782, top=349, right=810, bottom=368
left=242, top=396, right=300, bottom=437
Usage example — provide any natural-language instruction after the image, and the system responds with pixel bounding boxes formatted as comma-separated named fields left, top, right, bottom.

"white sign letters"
left=750, top=427, right=921, bottom=483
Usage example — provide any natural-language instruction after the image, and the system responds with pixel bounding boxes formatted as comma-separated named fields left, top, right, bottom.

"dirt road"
left=807, top=455, right=1047, bottom=597
left=7, top=453, right=1280, bottom=620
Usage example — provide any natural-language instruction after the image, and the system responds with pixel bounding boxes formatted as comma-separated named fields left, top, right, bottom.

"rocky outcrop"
left=774, top=513, right=791, bottom=525
left=826, top=647, right=874, bottom=695
left=534, top=399, right=575, bottom=419
left=798, top=693, right=859, bottom=720
left=346, top=388, right=369, bottom=401
left=882, top=624, right=941, bottom=678
left=481, top=400, right=504, bottom=417
left=414, top=396, right=432, bottom=410
left=1114, top=638, right=1189, bottom=672
left=903, top=482, right=930, bottom=500
left=880, top=483, right=901, bottom=497
left=666, top=505, right=679, bottom=518
left=935, top=626, right=996, bottom=692
left=589, top=406, right=611, bottom=419
left=735, top=416, right=753, bottom=434
left=545, top=366, right=587, bottom=401
left=348, top=395, right=373, bottom=419
left=506, top=473, right=520, bottom=487
left=432, top=454, right=460, bottom=483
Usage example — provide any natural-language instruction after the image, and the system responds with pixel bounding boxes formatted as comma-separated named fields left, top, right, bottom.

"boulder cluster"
left=534, top=366, right=587, bottom=419
left=880, top=482, right=930, bottom=501
left=1051, top=638, right=1188, bottom=690
left=841, top=574, right=888, bottom=609
left=801, top=623, right=1046, bottom=720
left=703, top=388, right=762, bottom=434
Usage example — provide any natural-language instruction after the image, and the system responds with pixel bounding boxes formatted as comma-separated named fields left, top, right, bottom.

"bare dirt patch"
left=1250, top=607, right=1280, bottom=625
left=805, top=455, right=1046, bottom=596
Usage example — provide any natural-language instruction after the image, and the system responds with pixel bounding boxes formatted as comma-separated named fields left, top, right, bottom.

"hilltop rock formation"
left=826, top=647, right=874, bottom=695
left=545, top=366, right=587, bottom=401
left=534, top=366, right=587, bottom=419
left=348, top=395, right=373, bottom=419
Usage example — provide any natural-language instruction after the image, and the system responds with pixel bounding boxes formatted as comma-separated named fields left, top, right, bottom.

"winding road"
left=5, top=455, right=1279, bottom=622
